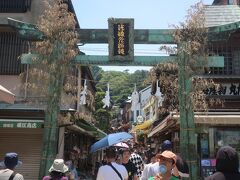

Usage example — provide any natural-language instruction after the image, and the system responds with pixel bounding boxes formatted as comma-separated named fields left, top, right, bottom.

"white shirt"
left=141, top=162, right=159, bottom=180
left=0, top=169, right=24, bottom=180
left=96, top=162, right=128, bottom=180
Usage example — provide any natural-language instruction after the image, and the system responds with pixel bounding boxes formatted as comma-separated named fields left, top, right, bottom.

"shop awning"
left=148, top=115, right=174, bottom=137
left=148, top=112, right=240, bottom=137
left=0, top=85, right=15, bottom=104
left=75, top=120, right=107, bottom=139
left=134, top=119, right=153, bottom=131
left=79, top=121, right=106, bottom=139
left=172, top=113, right=240, bottom=125
left=67, top=124, right=95, bottom=137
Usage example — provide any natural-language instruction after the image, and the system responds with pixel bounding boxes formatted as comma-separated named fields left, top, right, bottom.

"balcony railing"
left=0, top=0, right=31, bottom=13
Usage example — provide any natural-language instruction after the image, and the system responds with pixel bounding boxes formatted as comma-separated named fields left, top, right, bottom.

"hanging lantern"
left=79, top=79, right=87, bottom=105
left=102, top=83, right=111, bottom=108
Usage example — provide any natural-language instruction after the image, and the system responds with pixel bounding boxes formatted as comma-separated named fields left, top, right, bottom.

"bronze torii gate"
left=7, top=17, right=227, bottom=179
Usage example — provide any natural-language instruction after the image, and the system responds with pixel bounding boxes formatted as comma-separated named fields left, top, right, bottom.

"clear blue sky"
left=72, top=0, right=213, bottom=73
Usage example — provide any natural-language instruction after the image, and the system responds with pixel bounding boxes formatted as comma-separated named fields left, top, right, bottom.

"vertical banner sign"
left=108, top=18, right=134, bottom=61
left=113, top=23, right=129, bottom=56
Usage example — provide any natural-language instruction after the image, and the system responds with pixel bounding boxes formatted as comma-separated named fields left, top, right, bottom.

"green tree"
left=96, top=70, right=149, bottom=106
left=94, top=88, right=112, bottom=132
left=91, top=66, right=104, bottom=82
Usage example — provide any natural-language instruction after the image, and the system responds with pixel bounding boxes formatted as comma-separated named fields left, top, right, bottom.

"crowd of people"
left=0, top=141, right=240, bottom=180
left=94, top=140, right=240, bottom=180
left=93, top=140, right=178, bottom=180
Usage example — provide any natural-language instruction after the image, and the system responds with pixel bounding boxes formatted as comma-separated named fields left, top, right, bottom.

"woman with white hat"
left=42, top=159, right=69, bottom=180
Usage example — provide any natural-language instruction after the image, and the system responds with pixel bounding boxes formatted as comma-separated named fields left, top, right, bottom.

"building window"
left=228, top=0, right=234, bottom=4
left=0, top=32, right=28, bottom=75
left=0, top=0, right=32, bottom=13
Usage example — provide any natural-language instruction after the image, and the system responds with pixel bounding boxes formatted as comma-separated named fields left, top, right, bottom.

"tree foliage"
left=92, top=68, right=149, bottom=131
left=91, top=66, right=104, bottom=82
left=96, top=69, right=149, bottom=106
left=93, top=88, right=112, bottom=132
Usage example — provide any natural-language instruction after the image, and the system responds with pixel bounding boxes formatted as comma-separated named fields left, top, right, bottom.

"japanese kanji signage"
left=204, top=83, right=240, bottom=96
left=108, top=18, right=134, bottom=61
left=0, top=119, right=43, bottom=128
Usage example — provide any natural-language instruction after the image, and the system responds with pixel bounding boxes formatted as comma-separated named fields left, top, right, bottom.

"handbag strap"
left=108, top=163, right=123, bottom=180
left=8, top=171, right=16, bottom=180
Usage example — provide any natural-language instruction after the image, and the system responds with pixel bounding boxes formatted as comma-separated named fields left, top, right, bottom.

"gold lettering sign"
left=113, top=23, right=129, bottom=56
left=108, top=18, right=134, bottom=61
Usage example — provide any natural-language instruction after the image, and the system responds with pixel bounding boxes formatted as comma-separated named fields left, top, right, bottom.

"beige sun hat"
left=49, top=159, right=68, bottom=173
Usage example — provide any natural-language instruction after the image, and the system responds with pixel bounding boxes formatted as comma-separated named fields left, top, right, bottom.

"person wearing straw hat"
left=42, top=159, right=69, bottom=180
left=0, top=152, right=24, bottom=180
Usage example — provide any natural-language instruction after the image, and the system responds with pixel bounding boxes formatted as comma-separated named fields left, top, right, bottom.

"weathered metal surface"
left=208, top=21, right=240, bottom=41
left=79, top=28, right=175, bottom=44
left=7, top=17, right=45, bottom=41
left=20, top=53, right=224, bottom=67
left=8, top=17, right=240, bottom=44
left=178, top=45, right=198, bottom=179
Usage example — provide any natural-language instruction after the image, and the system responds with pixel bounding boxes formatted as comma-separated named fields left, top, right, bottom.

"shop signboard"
left=0, top=119, right=43, bottom=128
left=108, top=18, right=134, bottom=61
left=204, top=83, right=240, bottom=96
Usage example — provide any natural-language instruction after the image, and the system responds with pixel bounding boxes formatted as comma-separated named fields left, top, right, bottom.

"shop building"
left=147, top=2, right=240, bottom=177
left=0, top=1, right=103, bottom=179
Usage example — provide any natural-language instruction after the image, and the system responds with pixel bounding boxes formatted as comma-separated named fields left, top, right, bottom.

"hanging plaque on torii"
left=108, top=18, right=134, bottom=61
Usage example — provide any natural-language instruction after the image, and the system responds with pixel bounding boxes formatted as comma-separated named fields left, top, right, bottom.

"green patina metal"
left=20, top=53, right=224, bottom=67
left=79, top=28, right=175, bottom=44
left=8, top=18, right=45, bottom=41
left=178, top=44, right=198, bottom=179
left=39, top=40, right=65, bottom=177
left=207, top=21, right=240, bottom=41
left=9, top=17, right=240, bottom=44
left=208, top=20, right=240, bottom=33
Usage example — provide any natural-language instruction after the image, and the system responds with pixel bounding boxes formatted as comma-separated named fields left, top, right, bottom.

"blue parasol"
left=90, top=132, right=133, bottom=153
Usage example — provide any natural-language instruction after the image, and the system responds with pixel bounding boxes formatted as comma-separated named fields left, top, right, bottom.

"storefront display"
left=214, top=128, right=240, bottom=157
left=199, top=127, right=240, bottom=177
left=201, top=159, right=216, bottom=177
